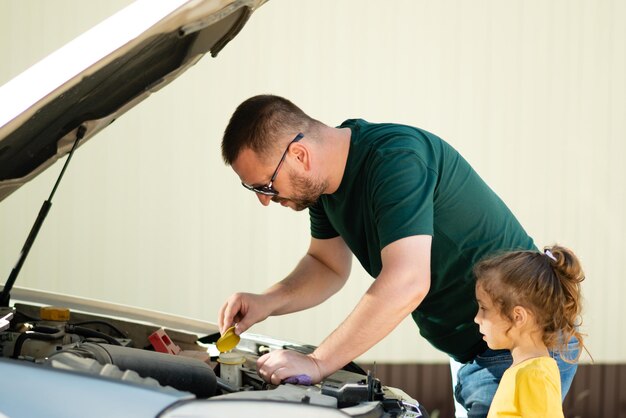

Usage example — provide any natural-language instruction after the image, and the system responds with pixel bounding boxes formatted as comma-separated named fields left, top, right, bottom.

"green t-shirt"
left=310, top=119, right=535, bottom=362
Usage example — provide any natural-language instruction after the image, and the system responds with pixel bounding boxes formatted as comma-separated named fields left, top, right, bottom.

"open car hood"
left=0, top=0, right=266, bottom=202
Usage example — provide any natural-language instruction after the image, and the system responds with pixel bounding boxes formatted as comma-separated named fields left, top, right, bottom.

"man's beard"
left=272, top=171, right=327, bottom=211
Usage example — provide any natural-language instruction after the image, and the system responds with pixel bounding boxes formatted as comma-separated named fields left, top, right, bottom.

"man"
left=218, top=94, right=577, bottom=417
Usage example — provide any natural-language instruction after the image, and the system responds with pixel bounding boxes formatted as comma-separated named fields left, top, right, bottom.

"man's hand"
left=256, top=350, right=324, bottom=385
left=218, top=292, right=272, bottom=335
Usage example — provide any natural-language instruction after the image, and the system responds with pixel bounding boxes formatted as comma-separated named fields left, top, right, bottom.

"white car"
left=0, top=1, right=428, bottom=417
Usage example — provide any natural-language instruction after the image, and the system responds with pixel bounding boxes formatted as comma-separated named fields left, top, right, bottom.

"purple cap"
left=282, top=374, right=313, bottom=386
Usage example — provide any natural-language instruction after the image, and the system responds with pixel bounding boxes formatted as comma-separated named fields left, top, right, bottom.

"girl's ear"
left=512, top=306, right=529, bottom=327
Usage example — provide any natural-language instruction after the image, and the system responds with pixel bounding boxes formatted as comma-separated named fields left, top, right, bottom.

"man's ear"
left=289, top=142, right=311, bottom=170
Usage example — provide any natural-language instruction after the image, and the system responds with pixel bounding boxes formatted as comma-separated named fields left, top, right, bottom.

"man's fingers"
left=256, top=352, right=270, bottom=375
left=257, top=351, right=312, bottom=385
left=220, top=295, right=243, bottom=334
left=218, top=302, right=235, bottom=334
left=270, top=367, right=289, bottom=385
left=257, top=354, right=290, bottom=384
left=233, top=321, right=247, bottom=335
left=217, top=292, right=266, bottom=336
left=256, top=352, right=273, bottom=381
left=221, top=304, right=233, bottom=333
left=217, top=302, right=227, bottom=333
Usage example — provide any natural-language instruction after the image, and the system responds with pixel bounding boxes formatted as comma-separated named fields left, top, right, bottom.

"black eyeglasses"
left=241, top=133, right=304, bottom=196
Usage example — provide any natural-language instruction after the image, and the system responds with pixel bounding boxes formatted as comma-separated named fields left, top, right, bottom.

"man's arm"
left=256, top=235, right=431, bottom=384
left=218, top=235, right=352, bottom=334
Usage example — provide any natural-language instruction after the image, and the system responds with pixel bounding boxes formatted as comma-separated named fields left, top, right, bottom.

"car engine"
left=0, top=303, right=428, bottom=417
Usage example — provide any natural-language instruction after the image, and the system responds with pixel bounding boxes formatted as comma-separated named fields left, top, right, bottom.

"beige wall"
left=0, top=0, right=624, bottom=363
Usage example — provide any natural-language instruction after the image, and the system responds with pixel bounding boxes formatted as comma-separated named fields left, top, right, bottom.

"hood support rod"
left=0, top=125, right=86, bottom=307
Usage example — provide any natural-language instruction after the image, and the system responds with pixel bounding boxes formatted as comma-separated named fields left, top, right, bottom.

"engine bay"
left=0, top=302, right=427, bottom=417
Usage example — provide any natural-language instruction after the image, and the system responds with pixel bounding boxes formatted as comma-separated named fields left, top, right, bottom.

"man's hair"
left=221, top=95, right=318, bottom=165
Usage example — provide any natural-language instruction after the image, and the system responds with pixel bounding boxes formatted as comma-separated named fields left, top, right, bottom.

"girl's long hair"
left=474, top=245, right=586, bottom=362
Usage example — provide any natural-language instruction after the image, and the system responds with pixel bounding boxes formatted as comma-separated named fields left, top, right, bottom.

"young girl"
left=473, top=245, right=586, bottom=418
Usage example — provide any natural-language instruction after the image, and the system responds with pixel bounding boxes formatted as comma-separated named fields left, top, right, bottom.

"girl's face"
left=474, top=284, right=513, bottom=350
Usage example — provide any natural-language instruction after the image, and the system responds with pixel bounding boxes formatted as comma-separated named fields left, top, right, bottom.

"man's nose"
left=256, top=193, right=271, bottom=206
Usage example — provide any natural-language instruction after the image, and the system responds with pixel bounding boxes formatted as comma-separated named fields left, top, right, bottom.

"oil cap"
left=40, top=306, right=70, bottom=321
left=216, top=325, right=240, bottom=352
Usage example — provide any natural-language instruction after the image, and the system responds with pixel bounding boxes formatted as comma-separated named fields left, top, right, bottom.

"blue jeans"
left=453, top=337, right=579, bottom=418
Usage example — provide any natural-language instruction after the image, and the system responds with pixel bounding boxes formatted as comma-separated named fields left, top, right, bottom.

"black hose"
left=66, top=325, right=122, bottom=346
left=12, top=325, right=65, bottom=358
left=71, top=321, right=127, bottom=338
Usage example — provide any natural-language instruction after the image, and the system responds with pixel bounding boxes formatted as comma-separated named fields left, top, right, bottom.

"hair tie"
left=544, top=249, right=557, bottom=262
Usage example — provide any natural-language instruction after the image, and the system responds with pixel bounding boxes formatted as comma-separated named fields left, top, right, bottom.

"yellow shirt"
left=487, top=357, right=564, bottom=418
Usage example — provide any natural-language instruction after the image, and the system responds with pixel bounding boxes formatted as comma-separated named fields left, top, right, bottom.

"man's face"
left=232, top=146, right=326, bottom=211
left=271, top=168, right=327, bottom=211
